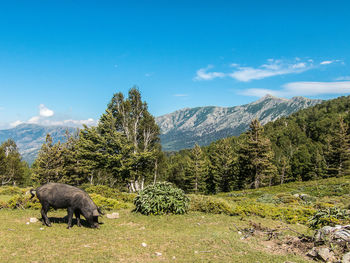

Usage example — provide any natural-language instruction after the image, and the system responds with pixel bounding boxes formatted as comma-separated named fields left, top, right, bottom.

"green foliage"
left=133, top=182, right=189, bottom=215
left=89, top=193, right=132, bottom=210
left=308, top=207, right=350, bottom=229
left=0, top=139, right=28, bottom=186
left=84, top=185, right=136, bottom=203
left=0, top=186, right=26, bottom=195
left=188, top=193, right=315, bottom=224
left=1, top=194, right=41, bottom=209
left=188, top=194, right=242, bottom=216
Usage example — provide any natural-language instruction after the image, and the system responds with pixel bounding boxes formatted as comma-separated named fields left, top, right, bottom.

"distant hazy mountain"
left=156, top=95, right=323, bottom=151
left=0, top=95, right=322, bottom=164
left=0, top=124, right=76, bottom=164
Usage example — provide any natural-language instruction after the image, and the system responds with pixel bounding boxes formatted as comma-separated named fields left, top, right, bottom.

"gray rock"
left=317, top=247, right=334, bottom=262
left=106, top=212, right=119, bottom=219
left=29, top=217, right=38, bottom=223
left=307, top=247, right=318, bottom=258
left=334, top=229, right=350, bottom=242
left=342, top=252, right=350, bottom=263
left=307, top=247, right=335, bottom=262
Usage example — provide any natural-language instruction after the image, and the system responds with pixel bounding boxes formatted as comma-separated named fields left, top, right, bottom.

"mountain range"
left=0, top=95, right=322, bottom=164
left=0, top=124, right=76, bottom=164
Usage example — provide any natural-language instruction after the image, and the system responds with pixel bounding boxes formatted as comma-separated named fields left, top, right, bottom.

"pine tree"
left=207, top=138, right=237, bottom=193
left=327, top=117, right=350, bottom=177
left=185, top=144, right=207, bottom=193
left=32, top=134, right=64, bottom=184
left=77, top=110, right=133, bottom=187
left=238, top=119, right=277, bottom=189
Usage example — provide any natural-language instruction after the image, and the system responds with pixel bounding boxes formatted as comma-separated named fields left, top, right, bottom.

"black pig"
left=30, top=183, right=103, bottom=229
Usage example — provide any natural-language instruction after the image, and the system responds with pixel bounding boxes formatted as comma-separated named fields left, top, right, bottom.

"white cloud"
left=194, top=59, right=316, bottom=82
left=241, top=81, right=350, bottom=97
left=39, top=104, right=54, bottom=117
left=229, top=59, right=312, bottom=82
left=194, top=65, right=226, bottom=81
left=10, top=120, right=23, bottom=127
left=282, top=81, right=350, bottom=95
left=28, top=116, right=40, bottom=124
left=8, top=104, right=96, bottom=128
left=320, top=60, right=333, bottom=65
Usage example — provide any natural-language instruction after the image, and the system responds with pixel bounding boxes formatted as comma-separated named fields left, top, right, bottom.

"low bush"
left=1, top=194, right=41, bottom=209
left=84, top=185, right=136, bottom=203
left=188, top=194, right=242, bottom=216
left=308, top=207, right=350, bottom=229
left=90, top=193, right=132, bottom=210
left=0, top=186, right=27, bottom=195
left=134, top=182, right=189, bottom=215
left=189, top=194, right=315, bottom=224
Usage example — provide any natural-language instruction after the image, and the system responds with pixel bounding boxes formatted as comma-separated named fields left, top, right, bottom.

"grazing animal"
left=30, top=183, right=103, bottom=229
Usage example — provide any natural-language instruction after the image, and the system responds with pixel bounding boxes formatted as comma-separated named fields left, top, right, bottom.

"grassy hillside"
left=1, top=176, right=349, bottom=262
left=0, top=209, right=312, bottom=263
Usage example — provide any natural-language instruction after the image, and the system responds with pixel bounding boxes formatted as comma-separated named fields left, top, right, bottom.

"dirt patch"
left=232, top=221, right=314, bottom=259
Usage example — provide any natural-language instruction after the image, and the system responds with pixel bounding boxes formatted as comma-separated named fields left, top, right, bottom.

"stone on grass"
left=141, top=242, right=147, bottom=247
left=343, top=252, right=350, bottom=263
left=155, top=252, right=162, bottom=256
left=106, top=212, right=119, bottom=219
left=30, top=217, right=38, bottom=223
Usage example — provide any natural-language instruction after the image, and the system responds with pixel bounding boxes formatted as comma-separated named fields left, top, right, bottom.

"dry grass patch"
left=0, top=209, right=312, bottom=262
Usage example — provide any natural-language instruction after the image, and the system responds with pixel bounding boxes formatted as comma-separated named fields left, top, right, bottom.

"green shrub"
left=89, top=193, right=133, bottom=210
left=188, top=194, right=242, bottom=216
left=133, top=182, right=189, bottom=215
left=0, top=186, right=26, bottom=195
left=308, top=207, right=350, bottom=229
left=2, top=194, right=41, bottom=209
left=256, top=194, right=280, bottom=204
left=85, top=185, right=119, bottom=199
left=84, top=185, right=136, bottom=203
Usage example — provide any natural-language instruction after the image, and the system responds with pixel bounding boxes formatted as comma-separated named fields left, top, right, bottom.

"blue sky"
left=1, top=0, right=350, bottom=129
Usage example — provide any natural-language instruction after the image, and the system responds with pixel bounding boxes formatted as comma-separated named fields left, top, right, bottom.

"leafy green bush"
left=0, top=186, right=26, bottom=195
left=188, top=194, right=242, bottom=216
left=89, top=193, right=133, bottom=210
left=84, top=185, right=136, bottom=203
left=133, top=182, right=189, bottom=215
left=308, top=207, right=350, bottom=229
left=189, top=194, right=315, bottom=224
left=2, top=194, right=41, bottom=209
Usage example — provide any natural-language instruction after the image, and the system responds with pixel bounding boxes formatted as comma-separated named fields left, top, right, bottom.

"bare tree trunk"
left=153, top=160, right=158, bottom=185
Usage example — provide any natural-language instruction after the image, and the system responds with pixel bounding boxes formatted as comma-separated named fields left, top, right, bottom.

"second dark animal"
left=30, top=183, right=103, bottom=229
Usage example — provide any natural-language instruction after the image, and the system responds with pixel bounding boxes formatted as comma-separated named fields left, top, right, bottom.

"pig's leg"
left=41, top=202, right=51, bottom=227
left=74, top=210, right=81, bottom=227
left=67, top=207, right=74, bottom=229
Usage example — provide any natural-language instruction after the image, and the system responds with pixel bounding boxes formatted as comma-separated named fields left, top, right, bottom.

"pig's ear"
left=93, top=209, right=99, bottom=217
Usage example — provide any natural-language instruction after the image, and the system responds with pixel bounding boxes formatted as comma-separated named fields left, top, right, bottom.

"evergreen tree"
left=0, top=139, right=26, bottom=185
left=32, top=134, right=64, bottom=184
left=327, top=117, right=350, bottom=177
left=185, top=144, right=208, bottom=193
left=77, top=110, right=133, bottom=187
left=238, top=119, right=277, bottom=189
left=60, top=130, right=85, bottom=185
left=207, top=138, right=237, bottom=193
left=165, top=152, right=188, bottom=190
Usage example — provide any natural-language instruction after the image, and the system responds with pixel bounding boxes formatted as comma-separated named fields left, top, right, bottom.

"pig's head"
left=82, top=207, right=102, bottom=228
